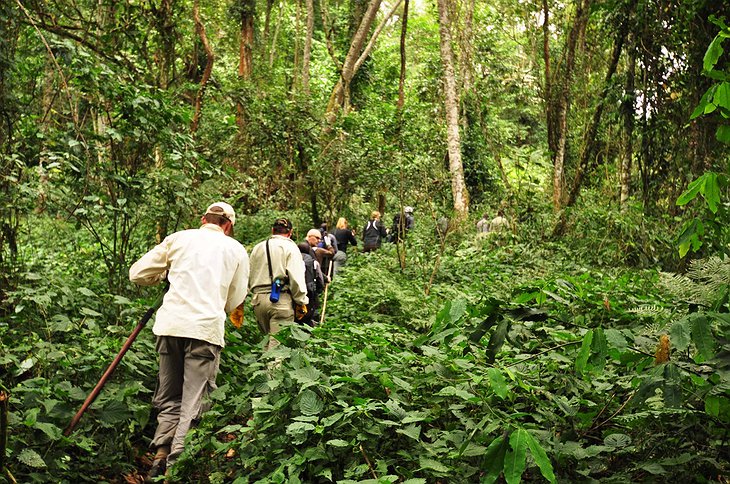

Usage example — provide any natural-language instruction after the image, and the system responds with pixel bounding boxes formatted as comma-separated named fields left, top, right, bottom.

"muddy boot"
left=146, top=445, right=170, bottom=482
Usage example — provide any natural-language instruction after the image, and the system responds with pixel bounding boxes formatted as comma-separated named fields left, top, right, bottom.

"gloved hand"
left=229, top=304, right=244, bottom=328
left=295, top=304, right=308, bottom=320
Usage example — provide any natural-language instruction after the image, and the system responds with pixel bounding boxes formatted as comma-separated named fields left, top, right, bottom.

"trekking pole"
left=319, top=261, right=334, bottom=324
left=64, top=285, right=168, bottom=436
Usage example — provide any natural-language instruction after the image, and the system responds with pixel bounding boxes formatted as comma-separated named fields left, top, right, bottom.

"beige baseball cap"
left=205, top=202, right=236, bottom=226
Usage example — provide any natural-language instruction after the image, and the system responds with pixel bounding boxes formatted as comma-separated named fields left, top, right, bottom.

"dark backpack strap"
left=265, top=239, right=274, bottom=284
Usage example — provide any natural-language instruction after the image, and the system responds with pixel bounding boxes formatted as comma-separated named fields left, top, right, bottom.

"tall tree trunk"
left=270, top=0, right=283, bottom=67
left=293, top=0, right=302, bottom=91
left=459, top=0, right=476, bottom=121
left=154, top=0, right=175, bottom=89
left=542, top=0, right=556, bottom=156
left=437, top=0, right=469, bottom=219
left=396, top=0, right=409, bottom=111
left=263, top=0, right=274, bottom=44
left=325, top=0, right=383, bottom=121
left=302, top=0, right=314, bottom=95
left=565, top=18, right=626, bottom=207
left=620, top=28, right=636, bottom=210
left=548, top=0, right=591, bottom=212
left=236, top=0, right=254, bottom=129
left=192, top=0, right=214, bottom=134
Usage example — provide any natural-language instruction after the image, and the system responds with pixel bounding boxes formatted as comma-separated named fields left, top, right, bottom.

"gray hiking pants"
left=150, top=336, right=221, bottom=467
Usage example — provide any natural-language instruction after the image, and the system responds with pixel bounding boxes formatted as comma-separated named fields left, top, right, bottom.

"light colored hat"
left=306, top=229, right=322, bottom=238
left=404, top=206, right=414, bottom=214
left=205, top=202, right=236, bottom=226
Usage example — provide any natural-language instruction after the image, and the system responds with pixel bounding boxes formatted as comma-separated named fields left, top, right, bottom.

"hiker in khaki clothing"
left=248, top=218, right=309, bottom=351
left=129, top=201, right=249, bottom=480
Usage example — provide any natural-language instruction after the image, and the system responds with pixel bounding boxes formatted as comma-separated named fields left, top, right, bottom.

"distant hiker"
left=436, top=216, right=450, bottom=239
left=248, top=218, right=309, bottom=352
left=297, top=242, right=324, bottom=326
left=129, top=201, right=249, bottom=480
left=307, top=228, right=335, bottom=282
left=318, top=223, right=338, bottom=276
left=390, top=206, right=415, bottom=243
left=488, top=209, right=511, bottom=233
left=319, top=222, right=339, bottom=252
left=332, top=217, right=357, bottom=276
left=362, top=210, right=387, bottom=252
left=476, top=212, right=490, bottom=234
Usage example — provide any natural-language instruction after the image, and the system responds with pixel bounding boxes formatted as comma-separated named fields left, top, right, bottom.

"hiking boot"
left=145, top=457, right=166, bottom=482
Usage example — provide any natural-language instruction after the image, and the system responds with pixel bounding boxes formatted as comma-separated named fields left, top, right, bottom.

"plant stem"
left=0, top=391, right=16, bottom=484
left=359, top=443, right=377, bottom=479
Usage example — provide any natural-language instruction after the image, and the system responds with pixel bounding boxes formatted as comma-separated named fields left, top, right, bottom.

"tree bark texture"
left=565, top=16, right=626, bottom=207
left=437, top=0, right=469, bottom=219
left=546, top=0, right=591, bottom=212
left=620, top=28, right=636, bottom=210
left=236, top=0, right=254, bottom=129
left=192, top=0, right=215, bottom=134
left=302, top=0, right=314, bottom=95
left=397, top=0, right=409, bottom=111
left=325, top=0, right=383, bottom=121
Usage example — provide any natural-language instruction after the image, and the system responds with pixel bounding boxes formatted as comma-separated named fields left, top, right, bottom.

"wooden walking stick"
left=64, top=286, right=167, bottom=436
left=319, top=260, right=334, bottom=324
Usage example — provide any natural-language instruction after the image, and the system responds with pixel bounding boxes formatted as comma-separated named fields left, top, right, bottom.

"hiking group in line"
left=128, top=201, right=417, bottom=480
left=128, top=200, right=509, bottom=480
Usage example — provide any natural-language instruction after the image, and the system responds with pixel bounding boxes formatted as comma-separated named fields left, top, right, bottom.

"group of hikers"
left=127, top=200, right=509, bottom=480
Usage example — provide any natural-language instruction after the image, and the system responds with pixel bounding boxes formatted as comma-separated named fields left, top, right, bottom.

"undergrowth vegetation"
left=0, top=200, right=728, bottom=483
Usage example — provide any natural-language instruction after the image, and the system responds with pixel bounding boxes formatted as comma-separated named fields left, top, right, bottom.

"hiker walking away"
left=488, top=209, right=511, bottom=233
left=362, top=210, right=387, bottom=252
left=317, top=223, right=338, bottom=276
left=297, top=242, right=324, bottom=325
left=332, top=217, right=357, bottom=276
left=129, top=201, right=249, bottom=480
left=476, top=212, right=490, bottom=234
left=390, top=206, right=415, bottom=243
left=306, top=228, right=335, bottom=283
left=248, top=218, right=309, bottom=351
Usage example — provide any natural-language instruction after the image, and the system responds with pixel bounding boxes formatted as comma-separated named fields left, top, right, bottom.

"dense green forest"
left=1, top=0, right=729, bottom=481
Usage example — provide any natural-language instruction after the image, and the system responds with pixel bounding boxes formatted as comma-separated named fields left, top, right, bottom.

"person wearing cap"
left=129, top=201, right=249, bottom=479
left=248, top=218, right=309, bottom=351
left=390, top=206, right=415, bottom=243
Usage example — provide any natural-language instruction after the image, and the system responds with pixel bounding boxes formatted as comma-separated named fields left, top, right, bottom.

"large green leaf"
left=485, top=319, right=511, bottom=364
left=691, top=315, right=715, bottom=363
left=670, top=319, right=691, bottom=352
left=590, top=328, right=608, bottom=370
left=488, top=368, right=509, bottom=399
left=298, top=389, right=323, bottom=416
left=713, top=82, right=730, bottom=110
left=704, top=35, right=726, bottom=71
left=676, top=174, right=706, bottom=206
left=17, top=448, right=47, bottom=468
left=418, top=457, right=449, bottom=473
left=717, top=125, right=730, bottom=144
left=677, top=219, right=704, bottom=258
left=523, top=431, right=557, bottom=483
left=481, top=435, right=507, bottom=484
left=504, top=429, right=528, bottom=484
left=575, top=330, right=594, bottom=375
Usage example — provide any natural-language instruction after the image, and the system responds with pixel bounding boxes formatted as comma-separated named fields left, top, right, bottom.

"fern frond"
left=658, top=272, right=704, bottom=305
left=627, top=305, right=668, bottom=318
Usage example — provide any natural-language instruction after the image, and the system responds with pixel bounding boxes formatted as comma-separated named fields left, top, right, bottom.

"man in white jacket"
left=129, top=201, right=249, bottom=479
